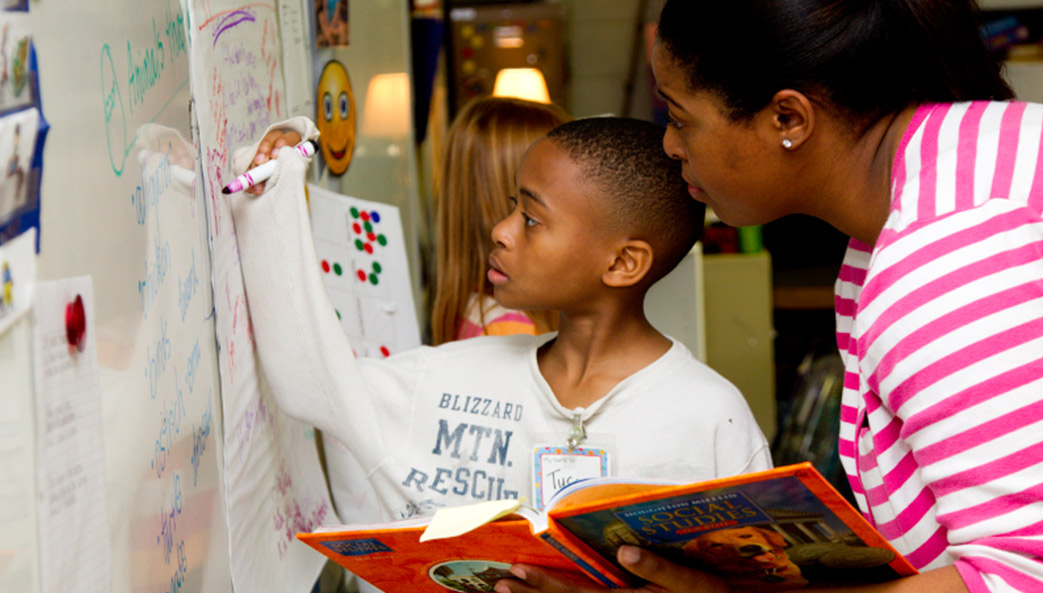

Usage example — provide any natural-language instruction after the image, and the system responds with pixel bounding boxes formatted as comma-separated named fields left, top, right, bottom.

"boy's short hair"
left=546, top=116, right=705, bottom=285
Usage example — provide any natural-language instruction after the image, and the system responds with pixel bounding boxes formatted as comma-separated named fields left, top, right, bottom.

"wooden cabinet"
left=703, top=252, right=777, bottom=441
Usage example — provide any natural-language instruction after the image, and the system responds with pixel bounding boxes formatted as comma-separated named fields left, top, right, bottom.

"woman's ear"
left=604, top=241, right=653, bottom=288
left=771, top=89, right=815, bottom=150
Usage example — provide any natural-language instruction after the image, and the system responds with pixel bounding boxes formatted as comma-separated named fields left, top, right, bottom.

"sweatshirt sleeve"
left=227, top=118, right=395, bottom=476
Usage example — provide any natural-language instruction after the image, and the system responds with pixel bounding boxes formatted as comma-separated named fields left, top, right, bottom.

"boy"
left=230, top=116, right=771, bottom=522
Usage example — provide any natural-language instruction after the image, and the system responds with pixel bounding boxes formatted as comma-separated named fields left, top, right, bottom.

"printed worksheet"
left=32, top=277, right=112, bottom=593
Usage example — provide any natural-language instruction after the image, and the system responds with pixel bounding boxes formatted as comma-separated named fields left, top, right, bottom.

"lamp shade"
left=360, top=72, right=412, bottom=137
left=492, top=68, right=551, bottom=104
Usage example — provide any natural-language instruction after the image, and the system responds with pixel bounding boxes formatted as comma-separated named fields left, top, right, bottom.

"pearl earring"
left=782, top=138, right=793, bottom=149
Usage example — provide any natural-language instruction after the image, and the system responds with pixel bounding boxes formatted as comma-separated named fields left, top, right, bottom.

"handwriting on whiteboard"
left=100, top=3, right=188, bottom=177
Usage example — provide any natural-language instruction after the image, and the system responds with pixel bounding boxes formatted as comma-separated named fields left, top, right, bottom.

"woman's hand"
left=495, top=546, right=731, bottom=593
left=245, top=128, right=303, bottom=195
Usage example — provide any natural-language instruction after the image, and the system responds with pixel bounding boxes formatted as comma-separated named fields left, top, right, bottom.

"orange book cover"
left=545, top=462, right=917, bottom=590
left=297, top=463, right=917, bottom=592
left=296, top=513, right=601, bottom=593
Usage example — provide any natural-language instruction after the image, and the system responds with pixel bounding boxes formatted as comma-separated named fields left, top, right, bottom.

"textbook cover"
left=297, top=463, right=917, bottom=592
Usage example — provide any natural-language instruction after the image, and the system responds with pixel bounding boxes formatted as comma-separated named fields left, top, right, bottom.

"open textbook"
left=297, top=463, right=917, bottom=592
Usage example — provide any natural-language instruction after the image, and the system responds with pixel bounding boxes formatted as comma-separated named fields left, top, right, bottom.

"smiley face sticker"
left=316, top=60, right=356, bottom=176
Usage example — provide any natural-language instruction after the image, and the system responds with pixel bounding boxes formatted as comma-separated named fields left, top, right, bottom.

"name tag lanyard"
left=532, top=413, right=612, bottom=511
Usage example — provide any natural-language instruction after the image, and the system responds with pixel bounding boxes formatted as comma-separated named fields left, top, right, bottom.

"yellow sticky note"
left=419, top=499, right=522, bottom=542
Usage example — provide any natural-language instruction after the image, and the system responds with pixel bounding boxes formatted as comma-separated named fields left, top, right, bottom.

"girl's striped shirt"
left=835, top=101, right=1043, bottom=593
left=455, top=293, right=538, bottom=340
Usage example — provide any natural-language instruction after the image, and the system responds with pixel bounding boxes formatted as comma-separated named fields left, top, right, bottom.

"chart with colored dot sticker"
left=307, top=184, right=421, bottom=359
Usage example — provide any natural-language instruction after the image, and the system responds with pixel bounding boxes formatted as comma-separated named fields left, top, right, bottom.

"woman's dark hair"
left=657, top=0, right=1014, bottom=129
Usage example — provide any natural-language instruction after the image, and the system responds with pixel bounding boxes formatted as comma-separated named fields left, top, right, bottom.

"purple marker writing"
left=221, top=140, right=318, bottom=194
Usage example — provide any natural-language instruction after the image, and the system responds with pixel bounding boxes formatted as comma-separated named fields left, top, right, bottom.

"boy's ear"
left=603, top=241, right=653, bottom=288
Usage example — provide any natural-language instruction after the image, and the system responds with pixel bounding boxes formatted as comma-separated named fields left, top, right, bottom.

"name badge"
left=532, top=445, right=609, bottom=511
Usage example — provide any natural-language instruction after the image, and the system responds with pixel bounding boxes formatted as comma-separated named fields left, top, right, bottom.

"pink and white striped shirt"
left=835, top=101, right=1043, bottom=593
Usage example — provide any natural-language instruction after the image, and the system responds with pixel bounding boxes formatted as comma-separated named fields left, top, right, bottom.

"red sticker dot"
left=367, top=231, right=376, bottom=241
left=356, top=269, right=367, bottom=281
left=352, top=222, right=362, bottom=234
left=360, top=211, right=371, bottom=222
left=380, top=346, right=390, bottom=357
left=321, top=260, right=330, bottom=273
left=364, top=243, right=374, bottom=254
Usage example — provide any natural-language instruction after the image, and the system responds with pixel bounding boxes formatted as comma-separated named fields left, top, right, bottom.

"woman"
left=496, top=0, right=1042, bottom=592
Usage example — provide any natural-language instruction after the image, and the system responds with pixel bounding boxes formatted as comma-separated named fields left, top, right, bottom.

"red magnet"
left=65, top=294, right=86, bottom=352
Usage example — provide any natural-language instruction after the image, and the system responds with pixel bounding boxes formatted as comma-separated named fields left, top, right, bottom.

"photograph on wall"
left=1, top=0, right=27, bottom=12
left=0, top=14, right=32, bottom=113
left=0, top=107, right=38, bottom=245
left=315, top=0, right=349, bottom=47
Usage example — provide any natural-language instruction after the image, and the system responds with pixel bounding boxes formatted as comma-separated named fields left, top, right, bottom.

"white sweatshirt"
left=229, top=119, right=772, bottom=521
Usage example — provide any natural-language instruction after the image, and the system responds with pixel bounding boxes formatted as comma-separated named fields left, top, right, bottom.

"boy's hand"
left=495, top=546, right=731, bottom=593
left=246, top=129, right=303, bottom=195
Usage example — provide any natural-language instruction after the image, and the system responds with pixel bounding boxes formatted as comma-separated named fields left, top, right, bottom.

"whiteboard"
left=15, top=1, right=419, bottom=591
left=187, top=1, right=333, bottom=592
left=30, top=2, right=230, bottom=592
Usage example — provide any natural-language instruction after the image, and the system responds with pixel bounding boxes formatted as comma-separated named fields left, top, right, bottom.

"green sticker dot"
left=363, top=221, right=373, bottom=233
left=333, top=263, right=343, bottom=275
left=335, top=310, right=341, bottom=319
left=372, top=261, right=382, bottom=274
left=369, top=273, right=379, bottom=285
left=377, top=235, right=387, bottom=246
left=354, top=239, right=365, bottom=251
left=350, top=207, right=360, bottom=218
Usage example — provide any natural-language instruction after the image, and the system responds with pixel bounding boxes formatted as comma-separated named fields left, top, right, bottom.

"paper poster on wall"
left=187, top=2, right=333, bottom=592
left=315, top=0, right=349, bottom=48
left=315, top=60, right=356, bottom=176
left=1, top=0, right=28, bottom=12
left=0, top=14, right=32, bottom=113
left=0, top=227, right=37, bottom=593
left=0, top=108, right=37, bottom=230
left=0, top=225, right=31, bottom=334
left=0, top=11, right=42, bottom=247
left=278, top=0, right=315, bottom=120
left=32, top=278, right=113, bottom=593
left=0, top=314, right=37, bottom=593
left=307, top=184, right=421, bottom=358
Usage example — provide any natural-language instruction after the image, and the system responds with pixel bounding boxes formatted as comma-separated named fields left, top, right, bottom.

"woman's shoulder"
left=889, top=100, right=1043, bottom=234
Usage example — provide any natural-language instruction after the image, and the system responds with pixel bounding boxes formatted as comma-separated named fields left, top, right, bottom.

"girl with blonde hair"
left=431, top=96, right=571, bottom=344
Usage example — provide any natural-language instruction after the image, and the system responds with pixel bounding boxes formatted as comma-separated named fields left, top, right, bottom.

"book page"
left=420, top=499, right=523, bottom=542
